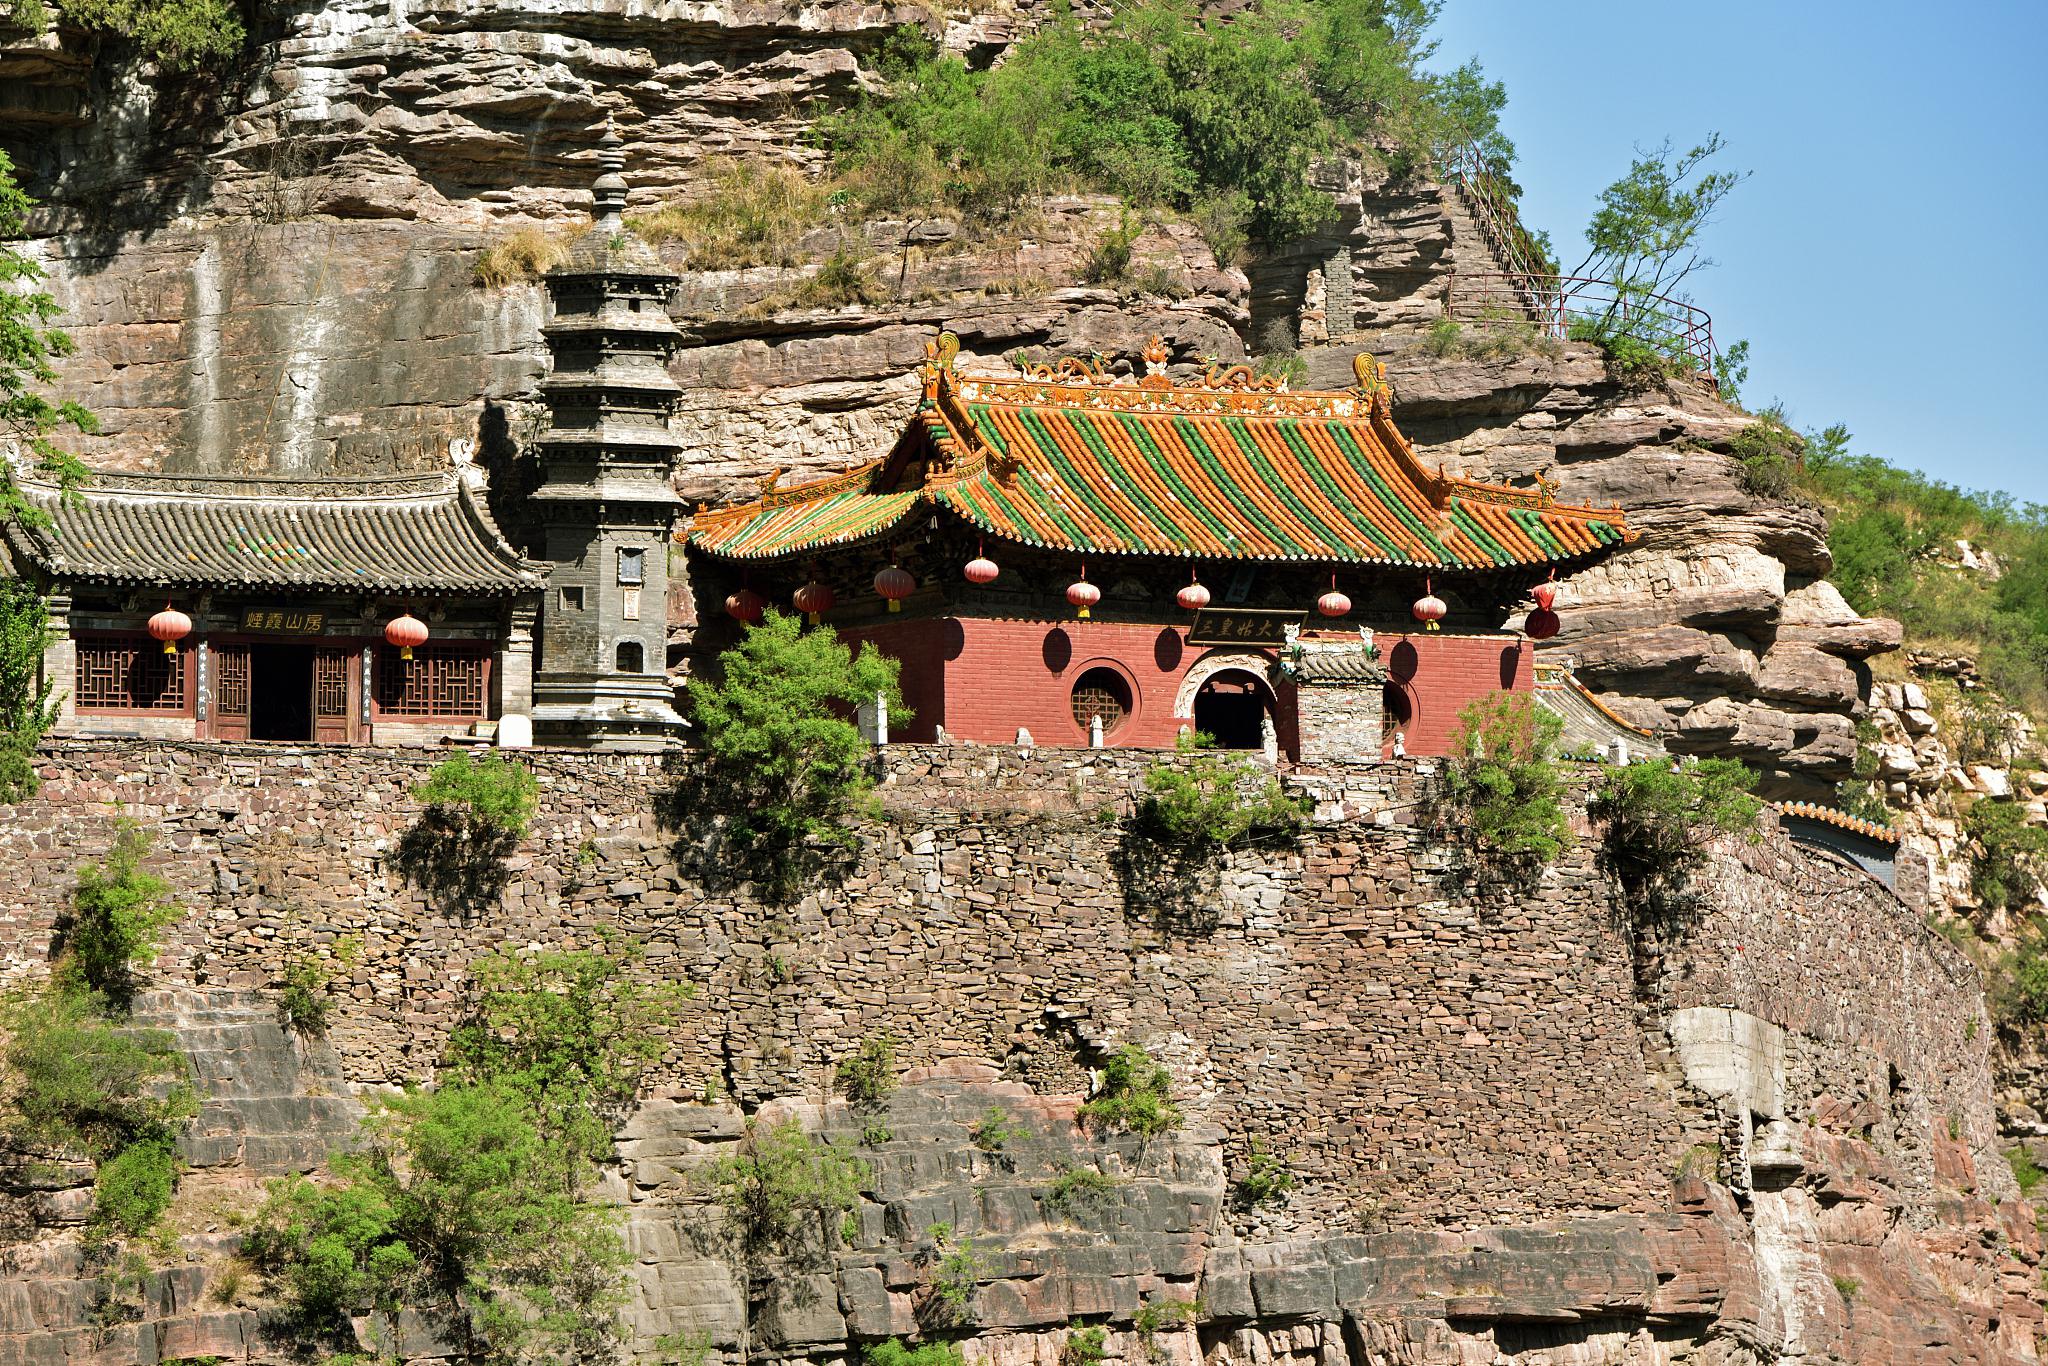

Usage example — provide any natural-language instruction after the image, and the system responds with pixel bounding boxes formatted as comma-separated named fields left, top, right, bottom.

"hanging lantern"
left=146, top=603, right=192, bottom=657
left=1532, top=579, right=1558, bottom=611
left=875, top=565, right=916, bottom=612
left=963, top=555, right=1000, bottom=585
left=1066, top=573, right=1101, bottom=619
left=384, top=611, right=429, bottom=661
left=1525, top=607, right=1561, bottom=640
left=1176, top=579, right=1211, bottom=612
left=1412, top=580, right=1447, bottom=632
left=725, top=588, right=765, bottom=625
left=793, top=580, right=835, bottom=625
left=1317, top=572, right=1350, bottom=619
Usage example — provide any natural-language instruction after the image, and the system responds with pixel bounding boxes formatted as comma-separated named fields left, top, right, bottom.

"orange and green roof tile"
left=687, top=336, right=1634, bottom=570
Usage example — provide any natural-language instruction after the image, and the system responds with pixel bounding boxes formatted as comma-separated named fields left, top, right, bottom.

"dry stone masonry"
left=0, top=740, right=2035, bottom=1362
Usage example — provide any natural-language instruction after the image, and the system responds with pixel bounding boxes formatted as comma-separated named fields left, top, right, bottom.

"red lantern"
left=147, top=603, right=191, bottom=657
left=1317, top=589, right=1351, bottom=619
left=963, top=556, right=1000, bottom=585
left=1177, top=579, right=1211, bottom=612
left=1412, top=580, right=1447, bottom=632
left=875, top=565, right=916, bottom=612
left=1525, top=607, right=1561, bottom=640
left=793, top=580, right=834, bottom=624
left=725, top=588, right=765, bottom=625
left=1066, top=576, right=1101, bottom=619
left=1532, top=579, right=1557, bottom=611
left=384, top=611, right=429, bottom=661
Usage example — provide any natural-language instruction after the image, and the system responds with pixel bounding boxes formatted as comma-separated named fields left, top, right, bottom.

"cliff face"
left=0, top=742, right=2036, bottom=1364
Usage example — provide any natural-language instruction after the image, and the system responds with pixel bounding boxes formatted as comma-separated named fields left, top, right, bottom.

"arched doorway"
left=1193, top=669, right=1273, bottom=750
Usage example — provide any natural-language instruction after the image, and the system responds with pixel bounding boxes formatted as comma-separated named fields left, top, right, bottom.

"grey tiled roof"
left=6, top=468, right=548, bottom=594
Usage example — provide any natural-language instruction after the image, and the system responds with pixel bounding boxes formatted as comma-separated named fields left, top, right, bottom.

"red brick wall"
left=845, top=618, right=1532, bottom=757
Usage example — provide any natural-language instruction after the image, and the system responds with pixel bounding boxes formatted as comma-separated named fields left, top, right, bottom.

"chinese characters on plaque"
left=238, top=608, right=327, bottom=635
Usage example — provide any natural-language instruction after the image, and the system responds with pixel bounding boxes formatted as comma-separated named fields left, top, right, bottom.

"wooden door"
left=313, top=649, right=356, bottom=743
left=212, top=646, right=251, bottom=741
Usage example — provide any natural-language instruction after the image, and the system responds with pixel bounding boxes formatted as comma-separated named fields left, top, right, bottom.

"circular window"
left=1070, top=666, right=1133, bottom=738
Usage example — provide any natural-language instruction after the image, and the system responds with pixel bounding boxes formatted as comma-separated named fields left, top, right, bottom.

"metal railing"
left=1441, top=142, right=1720, bottom=385
left=1444, top=271, right=1718, bottom=381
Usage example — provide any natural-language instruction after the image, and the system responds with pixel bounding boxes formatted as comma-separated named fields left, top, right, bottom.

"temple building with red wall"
left=685, top=334, right=1635, bottom=762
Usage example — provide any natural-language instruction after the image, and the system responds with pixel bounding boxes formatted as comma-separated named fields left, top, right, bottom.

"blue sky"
left=1425, top=0, right=2048, bottom=506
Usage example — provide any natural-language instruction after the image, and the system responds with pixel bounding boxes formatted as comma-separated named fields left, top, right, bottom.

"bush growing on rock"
left=1587, top=757, right=1761, bottom=898
left=1964, top=798, right=2048, bottom=911
left=1135, top=731, right=1307, bottom=850
left=413, top=751, right=539, bottom=840
left=1078, top=1043, right=1182, bottom=1137
left=1432, top=692, right=1571, bottom=865
left=55, top=819, right=179, bottom=1007
left=701, top=1118, right=869, bottom=1259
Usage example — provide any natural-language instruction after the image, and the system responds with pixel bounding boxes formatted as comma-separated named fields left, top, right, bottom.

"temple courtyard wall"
left=0, top=740, right=2038, bottom=1363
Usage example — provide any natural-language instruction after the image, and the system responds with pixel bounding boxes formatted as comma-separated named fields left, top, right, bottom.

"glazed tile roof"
left=1774, top=801, right=1900, bottom=846
left=688, top=336, right=1634, bottom=570
left=4, top=467, right=548, bottom=594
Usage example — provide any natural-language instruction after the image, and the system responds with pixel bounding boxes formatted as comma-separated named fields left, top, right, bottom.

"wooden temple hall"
left=685, top=335, right=1636, bottom=762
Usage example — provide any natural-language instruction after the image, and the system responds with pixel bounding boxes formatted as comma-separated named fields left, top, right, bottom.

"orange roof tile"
left=688, top=335, right=1635, bottom=570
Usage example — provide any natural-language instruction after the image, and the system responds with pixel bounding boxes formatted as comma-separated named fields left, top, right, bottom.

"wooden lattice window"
left=315, top=652, right=351, bottom=719
left=1069, top=666, right=1131, bottom=738
left=214, top=648, right=250, bottom=717
left=76, top=637, right=188, bottom=712
left=375, top=646, right=489, bottom=718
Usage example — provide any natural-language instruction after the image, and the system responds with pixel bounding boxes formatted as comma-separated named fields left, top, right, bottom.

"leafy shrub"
left=55, top=819, right=178, bottom=1006
left=1064, top=1324, right=1109, bottom=1366
left=1727, top=410, right=1805, bottom=499
left=2007, top=1147, right=2045, bottom=1194
left=700, top=1118, right=868, bottom=1256
left=414, top=751, right=539, bottom=839
left=1251, top=317, right=1309, bottom=388
left=927, top=1238, right=988, bottom=1324
left=1042, top=1166, right=1122, bottom=1219
left=1236, top=1140, right=1294, bottom=1208
left=835, top=1034, right=897, bottom=1109
left=1078, top=1043, right=1182, bottom=1136
left=868, top=1340, right=964, bottom=1366
left=444, top=945, right=690, bottom=1176
left=1586, top=758, right=1761, bottom=897
left=1082, top=210, right=1142, bottom=285
left=1420, top=318, right=1463, bottom=357
left=1569, top=321, right=1690, bottom=389
left=13, top=0, right=246, bottom=70
left=1133, top=1298, right=1201, bottom=1340
left=1191, top=192, right=1248, bottom=266
left=472, top=226, right=573, bottom=287
left=91, top=1136, right=179, bottom=1238
left=687, top=610, right=906, bottom=895
left=971, top=1106, right=1029, bottom=1155
left=247, top=1081, right=627, bottom=1355
left=1135, top=731, right=1307, bottom=849
left=1992, top=923, right=2048, bottom=1026
left=277, top=955, right=334, bottom=1037
left=1432, top=693, right=1571, bottom=864
left=1965, top=799, right=2048, bottom=911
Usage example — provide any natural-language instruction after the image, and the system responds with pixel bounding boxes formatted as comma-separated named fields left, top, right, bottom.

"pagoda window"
left=617, top=547, right=645, bottom=585
left=616, top=640, right=644, bottom=674
left=75, top=636, right=191, bottom=714
left=374, top=645, right=491, bottom=720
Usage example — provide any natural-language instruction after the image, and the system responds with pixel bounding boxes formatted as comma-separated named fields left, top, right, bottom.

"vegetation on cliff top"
left=1431, top=691, right=1571, bottom=866
left=7, top=0, right=244, bottom=72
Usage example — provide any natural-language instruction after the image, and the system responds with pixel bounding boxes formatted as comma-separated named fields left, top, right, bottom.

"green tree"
left=247, top=1081, right=627, bottom=1359
left=414, top=750, right=539, bottom=839
left=56, top=818, right=179, bottom=1007
left=1586, top=758, right=1761, bottom=899
left=1077, top=1043, right=1182, bottom=1137
left=10, top=0, right=246, bottom=71
left=443, top=945, right=691, bottom=1187
left=1135, top=731, right=1309, bottom=849
left=688, top=610, right=905, bottom=888
left=0, top=149, right=90, bottom=520
left=700, top=1117, right=868, bottom=1258
left=1966, top=799, right=2048, bottom=912
left=1433, top=691, right=1571, bottom=863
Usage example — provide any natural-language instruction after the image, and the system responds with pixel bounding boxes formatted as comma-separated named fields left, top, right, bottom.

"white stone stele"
left=496, top=713, right=533, bottom=749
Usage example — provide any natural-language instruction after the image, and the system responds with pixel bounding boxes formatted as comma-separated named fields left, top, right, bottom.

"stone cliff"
left=0, top=741, right=2036, bottom=1364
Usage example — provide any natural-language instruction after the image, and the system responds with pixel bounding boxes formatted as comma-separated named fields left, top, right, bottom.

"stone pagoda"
left=529, top=125, right=689, bottom=748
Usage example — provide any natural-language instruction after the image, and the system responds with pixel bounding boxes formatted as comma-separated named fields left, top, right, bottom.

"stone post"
left=498, top=595, right=538, bottom=719
left=44, top=590, right=75, bottom=733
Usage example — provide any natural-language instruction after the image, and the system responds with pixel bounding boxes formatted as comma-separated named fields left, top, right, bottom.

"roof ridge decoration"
left=686, top=331, right=1637, bottom=569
